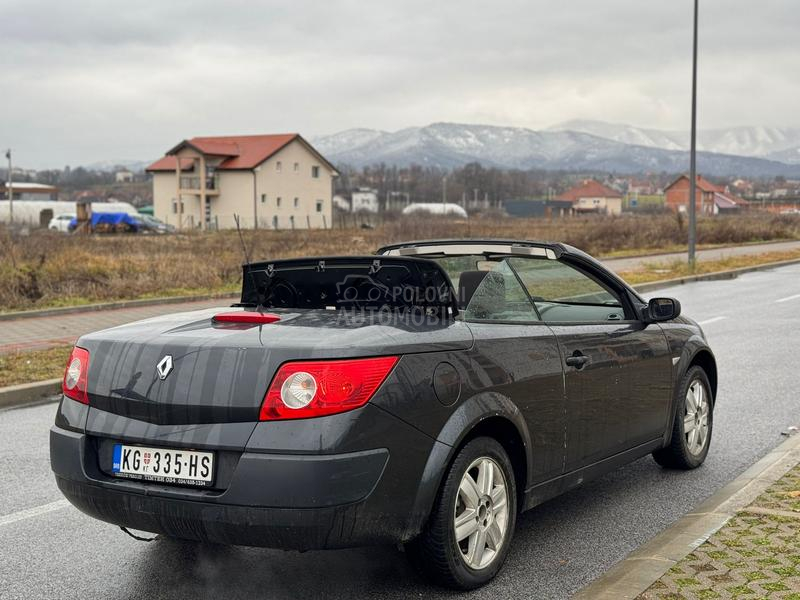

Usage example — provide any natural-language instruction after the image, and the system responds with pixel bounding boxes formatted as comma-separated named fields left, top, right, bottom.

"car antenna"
left=233, top=214, right=262, bottom=309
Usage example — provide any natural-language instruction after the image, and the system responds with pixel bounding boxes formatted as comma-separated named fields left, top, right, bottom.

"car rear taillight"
left=260, top=356, right=399, bottom=421
left=62, top=346, right=90, bottom=404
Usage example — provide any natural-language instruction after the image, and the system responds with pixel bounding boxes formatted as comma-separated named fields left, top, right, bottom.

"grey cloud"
left=1, top=0, right=798, bottom=167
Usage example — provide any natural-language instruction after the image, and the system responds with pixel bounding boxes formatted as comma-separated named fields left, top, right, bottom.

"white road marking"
left=775, top=293, right=800, bottom=304
left=0, top=500, right=70, bottom=527
left=698, top=316, right=728, bottom=326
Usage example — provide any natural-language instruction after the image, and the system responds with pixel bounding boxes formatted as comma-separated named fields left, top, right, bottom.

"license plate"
left=111, top=444, right=214, bottom=487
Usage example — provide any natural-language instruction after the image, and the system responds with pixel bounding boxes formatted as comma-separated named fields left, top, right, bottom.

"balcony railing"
left=179, top=176, right=217, bottom=191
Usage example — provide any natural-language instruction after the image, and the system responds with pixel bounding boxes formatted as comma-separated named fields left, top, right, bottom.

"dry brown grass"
left=620, top=248, right=800, bottom=285
left=1, top=213, right=798, bottom=312
left=0, top=345, right=72, bottom=387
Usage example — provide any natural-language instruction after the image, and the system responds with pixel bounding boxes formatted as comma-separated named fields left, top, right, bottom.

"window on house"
left=316, top=200, right=323, bottom=213
left=276, top=197, right=282, bottom=207
left=172, top=200, right=178, bottom=214
left=311, top=166, right=320, bottom=178
left=293, top=197, right=299, bottom=208
left=276, top=161, right=282, bottom=172
left=261, top=193, right=267, bottom=204
left=293, top=162, right=299, bottom=172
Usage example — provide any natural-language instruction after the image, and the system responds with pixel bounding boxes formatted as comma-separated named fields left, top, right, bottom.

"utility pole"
left=442, top=175, right=447, bottom=210
left=688, top=0, right=699, bottom=267
left=5, top=149, right=12, bottom=224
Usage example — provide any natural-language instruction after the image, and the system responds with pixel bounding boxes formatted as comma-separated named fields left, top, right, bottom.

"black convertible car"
left=51, top=239, right=716, bottom=589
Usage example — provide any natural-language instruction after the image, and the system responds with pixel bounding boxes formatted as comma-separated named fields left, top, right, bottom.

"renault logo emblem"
left=156, top=355, right=174, bottom=380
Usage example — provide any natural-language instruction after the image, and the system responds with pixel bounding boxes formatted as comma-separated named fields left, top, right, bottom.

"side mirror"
left=646, top=297, right=681, bottom=322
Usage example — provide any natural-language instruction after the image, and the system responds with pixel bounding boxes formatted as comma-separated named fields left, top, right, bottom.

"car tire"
left=653, top=365, right=714, bottom=470
left=406, top=436, right=517, bottom=590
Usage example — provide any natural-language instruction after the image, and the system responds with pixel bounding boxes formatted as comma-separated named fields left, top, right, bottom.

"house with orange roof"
left=146, top=134, right=338, bottom=230
left=664, top=175, right=744, bottom=215
left=557, top=180, right=623, bottom=215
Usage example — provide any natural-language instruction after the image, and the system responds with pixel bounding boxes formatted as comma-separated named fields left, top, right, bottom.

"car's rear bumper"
left=50, top=412, right=440, bottom=550
left=55, top=474, right=383, bottom=550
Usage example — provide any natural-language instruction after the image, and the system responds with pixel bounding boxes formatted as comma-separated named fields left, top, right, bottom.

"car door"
left=461, top=261, right=567, bottom=485
left=507, top=257, right=672, bottom=472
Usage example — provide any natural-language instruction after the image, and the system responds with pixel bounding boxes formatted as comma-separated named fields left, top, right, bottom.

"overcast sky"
left=2, top=0, right=799, bottom=168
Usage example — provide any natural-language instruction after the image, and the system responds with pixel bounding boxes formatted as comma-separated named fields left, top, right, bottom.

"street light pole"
left=5, top=149, right=12, bottom=224
left=688, top=0, right=699, bottom=267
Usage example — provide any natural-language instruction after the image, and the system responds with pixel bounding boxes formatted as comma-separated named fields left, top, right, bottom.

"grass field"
left=1, top=213, right=799, bottom=312
left=0, top=345, right=71, bottom=387
left=2, top=240, right=800, bottom=387
left=619, top=248, right=800, bottom=284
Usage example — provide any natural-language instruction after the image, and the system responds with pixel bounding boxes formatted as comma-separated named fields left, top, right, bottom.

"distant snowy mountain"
left=313, top=122, right=800, bottom=176
left=549, top=119, right=800, bottom=163
left=312, top=128, right=387, bottom=156
left=548, top=119, right=687, bottom=151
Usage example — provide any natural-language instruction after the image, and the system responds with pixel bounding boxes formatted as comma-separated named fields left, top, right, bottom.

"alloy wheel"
left=453, top=456, right=509, bottom=570
left=684, top=379, right=709, bottom=455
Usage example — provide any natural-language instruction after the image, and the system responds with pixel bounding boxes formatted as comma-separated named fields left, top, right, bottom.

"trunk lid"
left=79, top=306, right=473, bottom=426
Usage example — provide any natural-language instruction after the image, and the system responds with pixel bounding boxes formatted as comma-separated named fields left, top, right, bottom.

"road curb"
left=0, top=379, right=62, bottom=410
left=0, top=292, right=239, bottom=322
left=633, top=257, right=800, bottom=294
left=572, top=432, right=800, bottom=599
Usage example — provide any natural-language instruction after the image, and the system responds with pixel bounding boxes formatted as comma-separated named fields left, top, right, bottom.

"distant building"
left=626, top=177, right=658, bottom=196
left=557, top=180, right=623, bottom=215
left=0, top=182, right=58, bottom=201
left=504, top=198, right=573, bottom=218
left=402, top=203, right=468, bottom=218
left=333, top=194, right=351, bottom=211
left=146, top=134, right=338, bottom=230
left=664, top=175, right=744, bottom=215
left=115, top=170, right=134, bottom=183
left=0, top=199, right=138, bottom=226
left=351, top=188, right=379, bottom=213
left=731, top=178, right=754, bottom=195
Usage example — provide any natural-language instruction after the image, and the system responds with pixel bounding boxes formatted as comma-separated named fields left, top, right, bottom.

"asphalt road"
left=2, top=263, right=799, bottom=600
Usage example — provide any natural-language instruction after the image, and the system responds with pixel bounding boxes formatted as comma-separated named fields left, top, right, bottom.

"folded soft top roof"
left=240, top=256, right=457, bottom=315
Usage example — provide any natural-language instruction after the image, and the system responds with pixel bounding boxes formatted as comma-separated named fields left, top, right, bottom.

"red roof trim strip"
left=213, top=312, right=281, bottom=324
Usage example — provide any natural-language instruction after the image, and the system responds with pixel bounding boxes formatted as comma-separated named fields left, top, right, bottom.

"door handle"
left=565, top=352, right=590, bottom=369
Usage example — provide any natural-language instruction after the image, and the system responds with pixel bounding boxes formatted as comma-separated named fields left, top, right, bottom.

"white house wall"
left=151, top=139, right=334, bottom=230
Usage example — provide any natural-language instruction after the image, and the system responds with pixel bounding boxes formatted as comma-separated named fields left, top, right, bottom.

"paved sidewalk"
left=605, top=240, right=800, bottom=273
left=639, top=462, right=800, bottom=599
left=0, top=297, right=234, bottom=354
left=1, top=240, right=799, bottom=355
